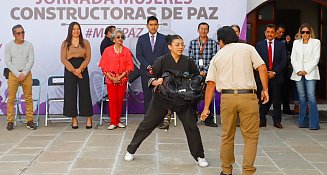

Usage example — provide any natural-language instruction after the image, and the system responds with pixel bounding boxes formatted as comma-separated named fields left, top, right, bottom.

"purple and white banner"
left=0, top=0, right=247, bottom=114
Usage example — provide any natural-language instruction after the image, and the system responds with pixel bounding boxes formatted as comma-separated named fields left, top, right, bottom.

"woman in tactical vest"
left=124, top=35, right=208, bottom=167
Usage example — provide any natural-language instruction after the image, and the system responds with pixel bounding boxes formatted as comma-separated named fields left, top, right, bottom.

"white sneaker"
left=107, top=125, right=117, bottom=130
left=196, top=157, right=208, bottom=167
left=124, top=152, right=134, bottom=161
left=117, top=123, right=126, bottom=128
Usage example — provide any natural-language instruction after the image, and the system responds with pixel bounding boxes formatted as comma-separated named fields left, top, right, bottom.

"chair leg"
left=100, top=99, right=104, bottom=126
left=36, top=101, right=40, bottom=127
left=125, top=99, right=128, bottom=126
left=45, top=101, right=48, bottom=127
left=173, top=112, right=177, bottom=126
left=213, top=96, right=217, bottom=124
left=14, top=101, right=19, bottom=127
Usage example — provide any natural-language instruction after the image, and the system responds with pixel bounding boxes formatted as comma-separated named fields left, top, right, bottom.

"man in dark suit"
left=100, top=25, right=116, bottom=55
left=136, top=16, right=169, bottom=128
left=275, top=25, right=297, bottom=115
left=256, top=24, right=287, bottom=129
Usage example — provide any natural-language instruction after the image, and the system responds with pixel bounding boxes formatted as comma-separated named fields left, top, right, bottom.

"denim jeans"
left=295, top=77, right=320, bottom=129
left=292, top=80, right=299, bottom=101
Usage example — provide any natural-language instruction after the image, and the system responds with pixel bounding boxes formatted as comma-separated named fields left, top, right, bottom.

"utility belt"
left=221, top=89, right=256, bottom=94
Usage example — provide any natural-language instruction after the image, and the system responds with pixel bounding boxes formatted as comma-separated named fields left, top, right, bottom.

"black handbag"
left=158, top=71, right=205, bottom=102
left=3, top=68, right=9, bottom=79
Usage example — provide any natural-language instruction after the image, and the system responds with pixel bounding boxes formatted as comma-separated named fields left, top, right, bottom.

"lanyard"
left=198, top=37, right=208, bottom=58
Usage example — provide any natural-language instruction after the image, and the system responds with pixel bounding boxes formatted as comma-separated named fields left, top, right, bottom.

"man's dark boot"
left=204, top=115, right=218, bottom=127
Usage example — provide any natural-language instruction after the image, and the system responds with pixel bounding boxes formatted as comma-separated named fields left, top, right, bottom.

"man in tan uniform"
left=201, top=26, right=269, bottom=175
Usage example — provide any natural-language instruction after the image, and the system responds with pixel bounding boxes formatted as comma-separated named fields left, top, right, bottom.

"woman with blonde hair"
left=290, top=23, right=320, bottom=130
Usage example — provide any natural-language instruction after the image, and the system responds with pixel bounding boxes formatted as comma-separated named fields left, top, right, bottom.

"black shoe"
left=299, top=125, right=309, bottom=128
left=273, top=123, right=283, bottom=129
left=86, top=120, right=92, bottom=129
left=158, top=122, right=169, bottom=130
left=72, top=117, right=78, bottom=129
left=259, top=122, right=266, bottom=127
left=26, top=121, right=37, bottom=130
left=7, top=122, right=14, bottom=131
left=283, top=110, right=296, bottom=115
left=204, top=120, right=218, bottom=127
left=220, top=171, right=232, bottom=175
left=309, top=127, right=320, bottom=130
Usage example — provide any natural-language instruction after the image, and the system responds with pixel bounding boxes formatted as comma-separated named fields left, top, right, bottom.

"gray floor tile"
left=25, top=162, right=70, bottom=173
left=69, top=168, right=111, bottom=175
left=72, top=158, right=114, bottom=169
left=0, top=114, right=326, bottom=175
left=36, top=151, right=77, bottom=162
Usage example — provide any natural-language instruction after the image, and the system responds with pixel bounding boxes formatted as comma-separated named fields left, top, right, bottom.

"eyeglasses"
left=15, top=31, right=25, bottom=35
left=301, top=31, right=310, bottom=34
left=115, top=35, right=125, bottom=40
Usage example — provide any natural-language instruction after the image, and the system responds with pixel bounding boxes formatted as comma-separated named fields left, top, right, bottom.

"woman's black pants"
left=127, top=94, right=205, bottom=160
left=63, top=58, right=93, bottom=117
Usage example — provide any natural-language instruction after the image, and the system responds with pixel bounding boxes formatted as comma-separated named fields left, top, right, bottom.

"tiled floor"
left=0, top=114, right=326, bottom=175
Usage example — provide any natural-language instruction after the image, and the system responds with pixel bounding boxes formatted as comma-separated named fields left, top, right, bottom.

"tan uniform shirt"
left=206, top=43, right=264, bottom=92
left=61, top=39, right=91, bottom=72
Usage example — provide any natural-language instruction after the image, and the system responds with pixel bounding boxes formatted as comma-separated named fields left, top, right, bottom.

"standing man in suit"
left=100, top=25, right=116, bottom=55
left=256, top=24, right=287, bottom=129
left=275, top=25, right=296, bottom=115
left=136, top=16, right=169, bottom=128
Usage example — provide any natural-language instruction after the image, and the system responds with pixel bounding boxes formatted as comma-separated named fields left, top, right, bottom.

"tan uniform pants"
left=220, top=93, right=259, bottom=175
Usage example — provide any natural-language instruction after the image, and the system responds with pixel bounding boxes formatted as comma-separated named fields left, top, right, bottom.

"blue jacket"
left=136, top=32, right=169, bottom=71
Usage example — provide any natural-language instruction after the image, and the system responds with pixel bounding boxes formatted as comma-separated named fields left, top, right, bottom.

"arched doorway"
left=247, top=0, right=327, bottom=100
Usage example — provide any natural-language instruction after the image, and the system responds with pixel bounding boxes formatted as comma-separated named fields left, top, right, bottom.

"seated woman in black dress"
left=124, top=35, right=208, bottom=167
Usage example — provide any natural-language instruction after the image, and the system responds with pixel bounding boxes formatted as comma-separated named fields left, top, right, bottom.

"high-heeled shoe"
left=86, top=122, right=92, bottom=129
left=72, top=117, right=78, bottom=129
left=86, top=118, right=92, bottom=129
